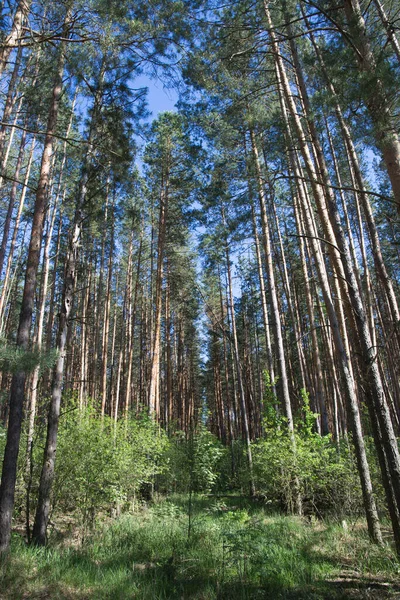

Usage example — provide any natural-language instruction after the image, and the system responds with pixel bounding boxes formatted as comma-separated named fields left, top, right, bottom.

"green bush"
left=51, top=402, right=170, bottom=529
left=252, top=386, right=363, bottom=516
left=161, top=424, right=226, bottom=494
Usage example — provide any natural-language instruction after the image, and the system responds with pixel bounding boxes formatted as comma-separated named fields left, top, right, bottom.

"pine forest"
left=1, top=1, right=400, bottom=598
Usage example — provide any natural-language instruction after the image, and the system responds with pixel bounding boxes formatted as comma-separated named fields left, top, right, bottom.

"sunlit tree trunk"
left=0, top=134, right=34, bottom=331
left=341, top=0, right=400, bottom=214
left=101, top=216, right=114, bottom=417
left=0, top=15, right=69, bottom=553
left=149, top=174, right=169, bottom=418
left=249, top=128, right=294, bottom=431
left=0, top=127, right=27, bottom=278
left=307, top=19, right=400, bottom=332
left=224, top=230, right=255, bottom=496
left=31, top=62, right=105, bottom=545
left=0, top=0, right=31, bottom=79
left=250, top=202, right=276, bottom=395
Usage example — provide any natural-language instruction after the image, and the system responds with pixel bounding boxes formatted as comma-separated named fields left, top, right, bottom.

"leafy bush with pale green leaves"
left=252, top=381, right=363, bottom=516
left=162, top=424, right=227, bottom=494
left=52, top=402, right=169, bottom=528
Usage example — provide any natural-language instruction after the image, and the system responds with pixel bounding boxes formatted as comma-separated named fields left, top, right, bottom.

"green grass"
left=1, top=495, right=399, bottom=599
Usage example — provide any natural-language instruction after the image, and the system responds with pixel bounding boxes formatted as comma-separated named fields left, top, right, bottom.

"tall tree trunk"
left=0, top=127, right=27, bottom=277
left=0, top=0, right=31, bottom=78
left=0, top=134, right=35, bottom=331
left=0, top=15, right=68, bottom=554
left=266, top=0, right=397, bottom=544
left=0, top=92, right=24, bottom=190
left=31, top=193, right=83, bottom=545
left=218, top=267, right=236, bottom=469
left=293, top=190, right=329, bottom=435
left=372, top=0, right=400, bottom=64
left=125, top=233, right=142, bottom=418
left=249, top=128, right=294, bottom=432
left=0, top=44, right=23, bottom=177
left=224, top=232, right=255, bottom=496
left=306, top=16, right=400, bottom=332
left=250, top=202, right=276, bottom=395
left=341, top=0, right=400, bottom=214
left=31, top=65, right=104, bottom=546
left=100, top=217, right=114, bottom=417
left=25, top=183, right=60, bottom=543
left=149, top=173, right=169, bottom=418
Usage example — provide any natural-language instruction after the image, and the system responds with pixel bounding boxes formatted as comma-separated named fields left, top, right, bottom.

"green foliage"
left=296, top=389, right=320, bottom=439
left=0, top=338, right=58, bottom=375
left=50, top=402, right=169, bottom=530
left=163, top=424, right=226, bottom=494
left=254, top=385, right=363, bottom=516
left=262, top=370, right=282, bottom=432
left=1, top=496, right=399, bottom=600
left=189, top=425, right=226, bottom=493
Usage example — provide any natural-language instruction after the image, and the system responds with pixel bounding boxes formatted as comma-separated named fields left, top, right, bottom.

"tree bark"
left=149, top=172, right=169, bottom=418
left=342, top=0, right=400, bottom=214
left=0, top=0, right=31, bottom=78
left=0, top=16, right=68, bottom=554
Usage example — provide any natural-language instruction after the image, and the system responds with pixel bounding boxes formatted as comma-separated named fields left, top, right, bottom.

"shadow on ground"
left=1, top=497, right=399, bottom=600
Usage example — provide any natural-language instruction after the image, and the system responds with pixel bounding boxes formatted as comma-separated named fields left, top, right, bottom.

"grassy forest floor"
left=1, top=495, right=399, bottom=600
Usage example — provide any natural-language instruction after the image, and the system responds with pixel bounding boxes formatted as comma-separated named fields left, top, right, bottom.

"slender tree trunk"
left=0, top=92, right=24, bottom=190
left=270, top=194, right=310, bottom=396
left=306, top=18, right=400, bottom=332
left=0, top=0, right=31, bottom=78
left=0, top=17, right=68, bottom=554
left=249, top=128, right=294, bottom=431
left=0, top=44, right=23, bottom=176
left=224, top=233, right=255, bottom=496
left=293, top=191, right=329, bottom=434
left=78, top=264, right=91, bottom=409
left=266, top=0, right=400, bottom=544
left=100, top=218, right=114, bottom=417
left=149, top=172, right=169, bottom=418
left=125, top=234, right=142, bottom=417
left=0, top=132, right=35, bottom=328
left=271, top=29, right=382, bottom=539
left=32, top=197, right=82, bottom=545
left=250, top=203, right=276, bottom=393
left=31, top=64, right=105, bottom=546
left=0, top=127, right=27, bottom=277
left=45, top=207, right=63, bottom=359
left=25, top=184, right=59, bottom=542
left=31, top=152, right=92, bottom=544
left=341, top=0, right=400, bottom=214
left=373, top=0, right=400, bottom=63
left=24, top=97, right=75, bottom=499
left=218, top=267, right=236, bottom=470
left=93, top=179, right=110, bottom=399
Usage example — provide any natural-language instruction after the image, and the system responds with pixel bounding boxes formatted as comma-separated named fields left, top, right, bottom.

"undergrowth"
left=1, top=495, right=399, bottom=599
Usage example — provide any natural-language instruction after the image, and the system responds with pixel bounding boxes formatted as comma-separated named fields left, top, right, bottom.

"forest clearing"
left=1, top=0, right=400, bottom=597
left=1, top=494, right=400, bottom=600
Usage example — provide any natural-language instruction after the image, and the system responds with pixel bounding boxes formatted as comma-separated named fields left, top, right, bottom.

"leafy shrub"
left=252, top=386, right=363, bottom=516
left=161, top=424, right=226, bottom=494
left=51, top=401, right=169, bottom=529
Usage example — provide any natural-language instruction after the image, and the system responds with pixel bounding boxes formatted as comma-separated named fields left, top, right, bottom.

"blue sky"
left=133, top=74, right=179, bottom=119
